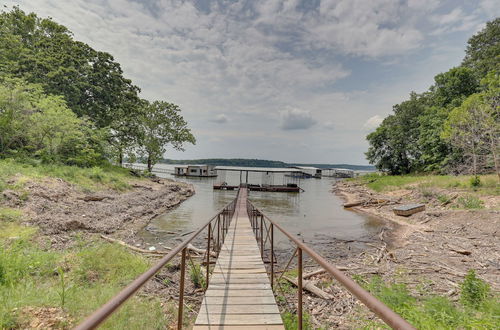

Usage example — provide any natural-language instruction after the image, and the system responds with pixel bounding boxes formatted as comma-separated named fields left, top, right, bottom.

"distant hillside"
left=159, top=158, right=375, bottom=171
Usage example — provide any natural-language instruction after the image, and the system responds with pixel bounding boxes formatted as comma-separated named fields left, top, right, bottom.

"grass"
left=355, top=274, right=499, bottom=329
left=456, top=195, right=485, bottom=209
left=0, top=158, right=134, bottom=193
left=0, top=215, right=170, bottom=329
left=352, top=173, right=499, bottom=196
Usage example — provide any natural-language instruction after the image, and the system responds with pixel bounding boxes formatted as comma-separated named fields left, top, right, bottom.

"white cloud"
left=210, top=114, right=228, bottom=124
left=3, top=0, right=498, bottom=163
left=324, top=121, right=334, bottom=130
left=363, top=115, right=384, bottom=130
left=280, top=107, right=316, bottom=130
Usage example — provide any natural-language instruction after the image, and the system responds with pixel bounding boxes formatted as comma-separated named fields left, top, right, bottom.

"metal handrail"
left=75, top=192, right=239, bottom=330
left=247, top=200, right=415, bottom=330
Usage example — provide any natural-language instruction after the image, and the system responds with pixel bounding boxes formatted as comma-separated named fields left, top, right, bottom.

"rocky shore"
left=332, top=180, right=499, bottom=292
left=2, top=175, right=195, bottom=248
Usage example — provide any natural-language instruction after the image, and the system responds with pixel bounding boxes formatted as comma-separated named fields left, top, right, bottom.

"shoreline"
left=332, top=179, right=499, bottom=291
left=2, top=175, right=195, bottom=248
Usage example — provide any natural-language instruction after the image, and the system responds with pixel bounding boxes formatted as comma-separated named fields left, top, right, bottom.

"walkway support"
left=193, top=188, right=284, bottom=329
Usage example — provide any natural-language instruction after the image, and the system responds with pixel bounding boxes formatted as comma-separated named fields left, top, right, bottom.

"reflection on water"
left=137, top=164, right=383, bottom=250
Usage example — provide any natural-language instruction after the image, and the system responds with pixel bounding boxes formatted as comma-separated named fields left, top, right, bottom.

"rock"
left=149, top=246, right=156, bottom=251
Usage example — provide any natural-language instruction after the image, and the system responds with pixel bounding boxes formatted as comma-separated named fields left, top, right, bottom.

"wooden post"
left=178, top=248, right=186, bottom=330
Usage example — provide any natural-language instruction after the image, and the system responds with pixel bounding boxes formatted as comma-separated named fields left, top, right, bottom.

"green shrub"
left=457, top=195, right=484, bottom=209
left=460, top=270, right=490, bottom=309
left=189, top=262, right=206, bottom=289
left=282, top=311, right=313, bottom=330
left=437, top=194, right=451, bottom=204
left=470, top=175, right=482, bottom=188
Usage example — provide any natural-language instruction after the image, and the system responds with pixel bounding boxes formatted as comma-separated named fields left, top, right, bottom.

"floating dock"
left=214, top=184, right=302, bottom=193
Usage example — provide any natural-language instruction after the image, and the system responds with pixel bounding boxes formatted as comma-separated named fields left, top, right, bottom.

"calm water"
left=137, top=164, right=383, bottom=250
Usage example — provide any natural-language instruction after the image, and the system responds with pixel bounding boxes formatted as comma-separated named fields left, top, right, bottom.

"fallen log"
left=81, top=195, right=114, bottom=202
left=303, top=266, right=351, bottom=280
left=100, top=235, right=170, bottom=254
left=283, top=276, right=334, bottom=299
left=187, top=243, right=217, bottom=257
left=343, top=201, right=362, bottom=208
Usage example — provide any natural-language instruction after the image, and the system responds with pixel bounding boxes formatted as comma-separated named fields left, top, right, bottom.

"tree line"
left=366, top=18, right=499, bottom=180
left=0, top=7, right=195, bottom=172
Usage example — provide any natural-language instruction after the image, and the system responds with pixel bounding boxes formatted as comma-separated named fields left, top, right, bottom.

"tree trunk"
left=147, top=155, right=153, bottom=173
left=118, top=150, right=123, bottom=166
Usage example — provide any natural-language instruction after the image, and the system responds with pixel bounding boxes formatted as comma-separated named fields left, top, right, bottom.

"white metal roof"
left=214, top=166, right=303, bottom=173
left=291, top=166, right=320, bottom=170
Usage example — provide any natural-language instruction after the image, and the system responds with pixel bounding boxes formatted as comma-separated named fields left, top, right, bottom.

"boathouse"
left=291, top=166, right=322, bottom=178
left=174, top=165, right=217, bottom=177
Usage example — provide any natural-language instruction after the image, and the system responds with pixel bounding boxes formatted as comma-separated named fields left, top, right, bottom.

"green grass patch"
left=353, top=173, right=499, bottom=195
left=357, top=274, right=499, bottom=329
left=0, top=214, right=168, bottom=329
left=0, top=158, right=134, bottom=192
left=0, top=207, right=23, bottom=222
left=282, top=311, right=315, bottom=330
left=456, top=195, right=485, bottom=209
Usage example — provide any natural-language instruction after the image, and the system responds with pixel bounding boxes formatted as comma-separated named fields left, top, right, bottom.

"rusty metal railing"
left=75, top=193, right=238, bottom=330
left=247, top=200, right=415, bottom=330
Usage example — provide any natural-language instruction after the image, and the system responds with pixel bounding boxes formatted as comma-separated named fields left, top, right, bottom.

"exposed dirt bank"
left=271, top=181, right=499, bottom=328
left=332, top=180, right=499, bottom=291
left=1, top=176, right=194, bottom=247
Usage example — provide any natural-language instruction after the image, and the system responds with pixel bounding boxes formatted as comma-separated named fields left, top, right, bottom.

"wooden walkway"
left=193, top=188, right=284, bottom=329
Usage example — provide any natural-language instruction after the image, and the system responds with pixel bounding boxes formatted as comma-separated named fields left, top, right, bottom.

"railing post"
left=216, top=215, right=220, bottom=253
left=260, top=215, right=264, bottom=258
left=206, top=223, right=211, bottom=290
left=178, top=248, right=186, bottom=330
left=270, top=223, right=274, bottom=289
left=298, top=248, right=303, bottom=330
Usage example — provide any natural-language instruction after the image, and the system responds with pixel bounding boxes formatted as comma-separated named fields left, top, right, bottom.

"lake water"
left=137, top=164, right=383, bottom=252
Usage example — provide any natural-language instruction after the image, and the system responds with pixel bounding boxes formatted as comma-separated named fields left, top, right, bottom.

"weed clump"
left=457, top=195, right=484, bottom=209
left=460, top=270, right=490, bottom=309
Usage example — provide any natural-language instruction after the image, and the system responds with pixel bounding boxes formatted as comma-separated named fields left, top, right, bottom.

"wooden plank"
left=195, top=313, right=283, bottom=325
left=195, top=188, right=283, bottom=329
left=193, top=326, right=284, bottom=330
left=212, top=268, right=267, bottom=274
left=197, top=303, right=280, bottom=314
left=204, top=289, right=275, bottom=297
left=208, top=284, right=272, bottom=290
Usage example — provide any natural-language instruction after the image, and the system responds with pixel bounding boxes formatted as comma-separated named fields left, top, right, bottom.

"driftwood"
left=343, top=201, right=362, bottom=208
left=100, top=235, right=170, bottom=254
left=447, top=244, right=472, bottom=256
left=283, top=276, right=334, bottom=299
left=81, top=195, right=114, bottom=202
left=100, top=235, right=216, bottom=258
left=303, top=266, right=351, bottom=280
left=187, top=243, right=217, bottom=257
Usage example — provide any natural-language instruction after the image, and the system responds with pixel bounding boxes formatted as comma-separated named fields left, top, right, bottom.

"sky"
left=5, top=0, right=500, bottom=164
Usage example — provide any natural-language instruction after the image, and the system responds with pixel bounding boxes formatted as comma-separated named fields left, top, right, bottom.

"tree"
left=431, top=67, right=478, bottom=107
left=0, top=7, right=141, bottom=128
left=442, top=93, right=499, bottom=179
left=137, top=101, right=195, bottom=172
left=463, top=18, right=500, bottom=79
left=0, top=76, right=106, bottom=166
left=365, top=93, right=426, bottom=174
left=0, top=77, right=33, bottom=156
